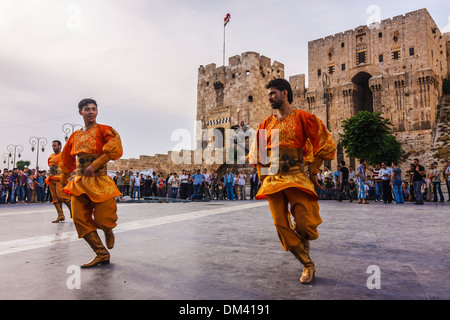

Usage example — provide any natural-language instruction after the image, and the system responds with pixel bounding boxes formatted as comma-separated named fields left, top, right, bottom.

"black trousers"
left=339, top=179, right=352, bottom=201
left=250, top=183, right=258, bottom=199
left=381, top=179, right=392, bottom=203
left=180, top=183, right=188, bottom=199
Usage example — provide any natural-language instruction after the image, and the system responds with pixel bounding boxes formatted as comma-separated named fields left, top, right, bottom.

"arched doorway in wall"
left=351, top=72, right=373, bottom=114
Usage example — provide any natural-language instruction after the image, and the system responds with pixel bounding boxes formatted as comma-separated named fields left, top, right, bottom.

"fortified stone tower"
left=291, top=8, right=450, bottom=169
left=196, top=51, right=284, bottom=148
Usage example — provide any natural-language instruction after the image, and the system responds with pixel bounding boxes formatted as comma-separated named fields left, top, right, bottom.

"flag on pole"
left=224, top=13, right=231, bottom=26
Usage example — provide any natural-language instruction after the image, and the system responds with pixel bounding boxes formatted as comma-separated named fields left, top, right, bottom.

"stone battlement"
left=308, top=8, right=432, bottom=45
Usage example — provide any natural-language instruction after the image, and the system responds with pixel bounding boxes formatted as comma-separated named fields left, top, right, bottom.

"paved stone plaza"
left=0, top=199, right=448, bottom=300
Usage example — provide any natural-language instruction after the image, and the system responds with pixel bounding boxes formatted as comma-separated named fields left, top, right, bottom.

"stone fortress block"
left=293, top=8, right=449, bottom=169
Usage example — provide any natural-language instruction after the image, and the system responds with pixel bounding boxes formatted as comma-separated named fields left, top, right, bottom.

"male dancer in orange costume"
left=60, top=98, right=123, bottom=268
left=46, top=140, right=72, bottom=223
left=249, top=79, right=335, bottom=284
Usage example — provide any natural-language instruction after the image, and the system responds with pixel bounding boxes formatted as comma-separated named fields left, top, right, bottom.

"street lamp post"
left=62, top=123, right=82, bottom=141
left=6, top=144, right=24, bottom=168
left=322, top=72, right=331, bottom=131
left=2, top=153, right=11, bottom=170
left=322, top=72, right=332, bottom=169
left=29, top=137, right=48, bottom=168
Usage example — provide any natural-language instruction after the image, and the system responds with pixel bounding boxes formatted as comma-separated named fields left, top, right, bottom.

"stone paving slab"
left=0, top=199, right=448, bottom=302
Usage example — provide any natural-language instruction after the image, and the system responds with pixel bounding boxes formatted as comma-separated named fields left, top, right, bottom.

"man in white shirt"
left=323, top=166, right=333, bottom=181
left=179, top=169, right=189, bottom=199
left=372, top=164, right=382, bottom=202
left=202, top=168, right=211, bottom=200
left=379, top=162, right=392, bottom=203
left=348, top=166, right=356, bottom=181
left=237, top=169, right=247, bottom=200
left=132, top=172, right=141, bottom=199
left=168, top=173, right=180, bottom=199
left=431, top=162, right=444, bottom=203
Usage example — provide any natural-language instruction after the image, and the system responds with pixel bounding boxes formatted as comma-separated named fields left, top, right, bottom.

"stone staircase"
left=431, top=94, right=450, bottom=161
left=400, top=94, right=450, bottom=194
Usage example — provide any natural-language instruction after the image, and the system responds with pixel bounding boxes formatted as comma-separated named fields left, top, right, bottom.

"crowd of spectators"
left=0, top=167, right=53, bottom=204
left=113, top=167, right=261, bottom=201
left=2, top=158, right=449, bottom=205
left=114, top=158, right=450, bottom=205
left=314, top=159, right=450, bottom=205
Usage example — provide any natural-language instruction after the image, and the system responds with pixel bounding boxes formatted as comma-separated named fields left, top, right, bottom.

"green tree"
left=339, top=111, right=402, bottom=166
left=16, top=160, right=31, bottom=170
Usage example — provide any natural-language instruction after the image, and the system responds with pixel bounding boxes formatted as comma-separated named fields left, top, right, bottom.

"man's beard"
left=270, top=100, right=283, bottom=109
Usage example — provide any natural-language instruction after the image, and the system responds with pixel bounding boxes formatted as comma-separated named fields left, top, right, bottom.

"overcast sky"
left=1, top=0, right=449, bottom=170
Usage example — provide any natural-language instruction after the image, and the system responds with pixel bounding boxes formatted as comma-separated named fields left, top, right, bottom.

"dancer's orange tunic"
left=59, top=124, right=123, bottom=202
left=59, top=124, right=123, bottom=238
left=249, top=109, right=335, bottom=200
left=45, top=153, right=62, bottom=183
left=45, top=152, right=70, bottom=204
left=248, top=109, right=335, bottom=250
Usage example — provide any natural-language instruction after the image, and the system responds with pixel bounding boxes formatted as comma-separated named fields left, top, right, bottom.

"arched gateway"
left=351, top=72, right=373, bottom=115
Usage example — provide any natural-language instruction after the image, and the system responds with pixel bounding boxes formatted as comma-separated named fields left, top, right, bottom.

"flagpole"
left=223, top=13, right=230, bottom=67
left=223, top=24, right=226, bottom=67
